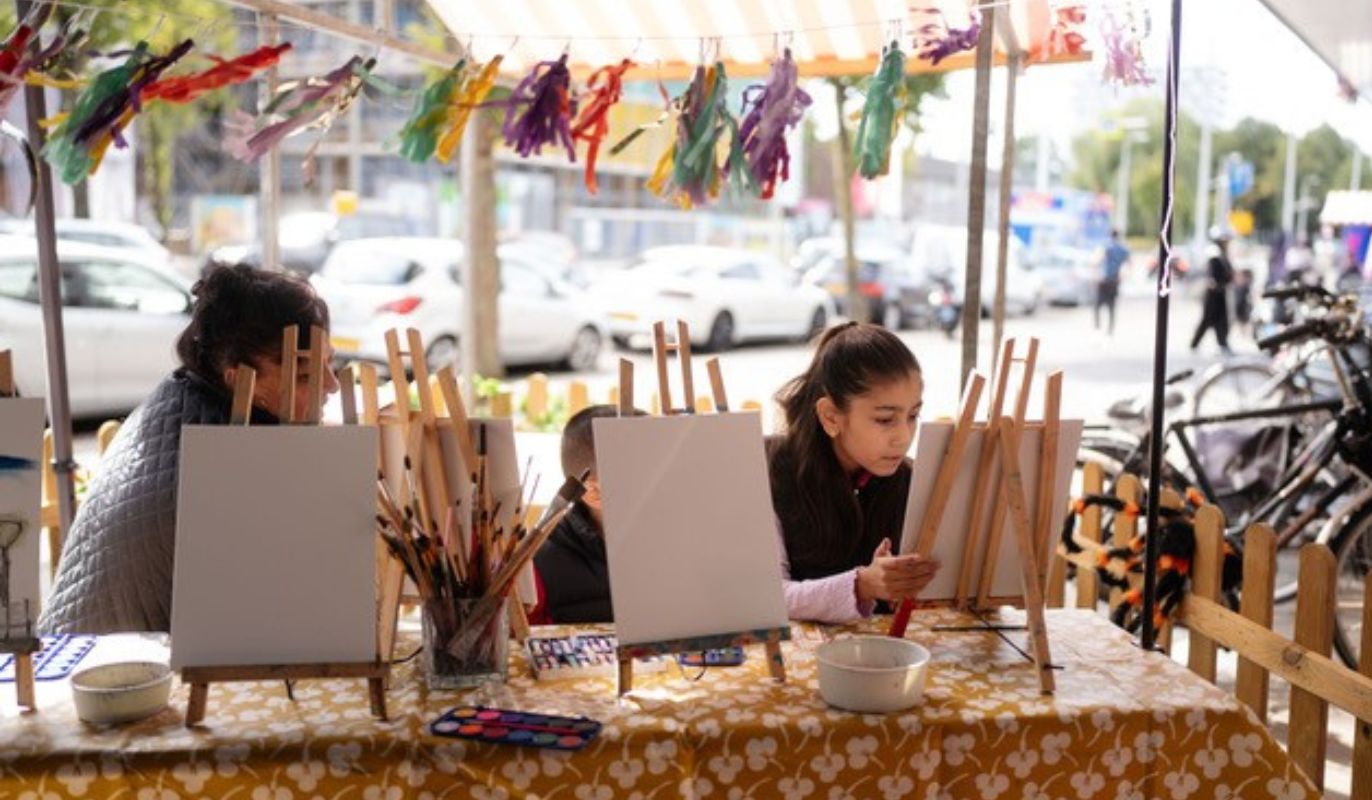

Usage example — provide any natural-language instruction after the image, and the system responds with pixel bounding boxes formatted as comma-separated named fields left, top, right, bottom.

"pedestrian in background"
left=1095, top=229, right=1130, bottom=335
left=1190, top=228, right=1235, bottom=355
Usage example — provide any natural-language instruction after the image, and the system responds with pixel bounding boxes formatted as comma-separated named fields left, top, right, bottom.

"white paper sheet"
left=0, top=398, right=44, bottom=628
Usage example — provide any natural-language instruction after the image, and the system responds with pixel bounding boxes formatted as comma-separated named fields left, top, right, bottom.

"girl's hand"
left=855, top=538, right=940, bottom=604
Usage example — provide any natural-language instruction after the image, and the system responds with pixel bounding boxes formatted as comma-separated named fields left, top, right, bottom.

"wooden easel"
left=0, top=349, right=39, bottom=711
left=613, top=320, right=788, bottom=697
left=181, top=326, right=389, bottom=726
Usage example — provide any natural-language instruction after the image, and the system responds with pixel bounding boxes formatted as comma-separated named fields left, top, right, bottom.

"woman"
left=768, top=322, right=939, bottom=623
left=40, top=265, right=338, bottom=634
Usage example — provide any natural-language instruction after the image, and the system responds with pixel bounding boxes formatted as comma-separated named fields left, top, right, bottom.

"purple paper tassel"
left=736, top=49, right=810, bottom=199
left=502, top=54, right=576, bottom=161
left=914, top=8, right=981, bottom=65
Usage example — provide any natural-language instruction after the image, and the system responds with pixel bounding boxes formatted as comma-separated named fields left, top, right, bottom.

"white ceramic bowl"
left=70, top=661, right=173, bottom=725
left=815, top=636, right=930, bottom=713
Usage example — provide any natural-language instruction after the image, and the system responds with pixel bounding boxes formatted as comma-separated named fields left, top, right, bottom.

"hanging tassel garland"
left=225, top=56, right=370, bottom=163
left=502, top=53, right=575, bottom=161
left=735, top=49, right=810, bottom=199
left=852, top=44, right=905, bottom=180
left=143, top=43, right=292, bottom=105
left=570, top=57, right=633, bottom=194
left=657, top=62, right=735, bottom=208
left=399, top=58, right=466, bottom=164
left=1036, top=5, right=1087, bottom=63
left=913, top=8, right=980, bottom=65
left=1100, top=7, right=1152, bottom=88
left=435, top=54, right=502, bottom=164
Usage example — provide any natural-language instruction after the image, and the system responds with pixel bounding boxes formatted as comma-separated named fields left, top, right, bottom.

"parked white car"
left=0, top=217, right=173, bottom=268
left=310, top=237, right=605, bottom=372
left=0, top=236, right=191, bottom=417
left=592, top=245, right=833, bottom=351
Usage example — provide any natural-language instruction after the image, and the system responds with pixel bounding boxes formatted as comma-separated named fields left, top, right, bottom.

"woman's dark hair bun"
left=175, top=263, right=330, bottom=384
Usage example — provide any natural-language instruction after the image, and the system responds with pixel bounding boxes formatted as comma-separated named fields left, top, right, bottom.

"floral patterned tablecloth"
left=0, top=609, right=1316, bottom=799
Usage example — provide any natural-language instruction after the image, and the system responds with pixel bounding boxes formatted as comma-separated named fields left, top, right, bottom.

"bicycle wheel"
left=1193, top=362, right=1278, bottom=417
left=1332, top=498, right=1372, bottom=669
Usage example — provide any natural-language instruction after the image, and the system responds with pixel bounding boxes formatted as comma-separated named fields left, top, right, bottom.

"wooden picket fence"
left=1051, top=465, right=1372, bottom=795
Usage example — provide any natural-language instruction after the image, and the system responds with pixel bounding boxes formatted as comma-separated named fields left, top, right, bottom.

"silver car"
left=0, top=236, right=191, bottom=417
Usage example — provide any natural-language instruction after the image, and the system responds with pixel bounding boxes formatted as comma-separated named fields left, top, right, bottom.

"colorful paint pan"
left=430, top=705, right=602, bottom=752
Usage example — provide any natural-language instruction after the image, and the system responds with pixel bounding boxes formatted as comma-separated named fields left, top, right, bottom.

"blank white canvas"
left=900, top=419, right=1083, bottom=602
left=594, top=413, right=789, bottom=646
left=171, top=426, right=377, bottom=669
left=0, top=398, right=44, bottom=623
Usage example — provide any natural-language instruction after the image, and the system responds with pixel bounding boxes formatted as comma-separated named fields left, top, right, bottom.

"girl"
left=41, top=265, right=339, bottom=634
left=768, top=322, right=938, bottom=622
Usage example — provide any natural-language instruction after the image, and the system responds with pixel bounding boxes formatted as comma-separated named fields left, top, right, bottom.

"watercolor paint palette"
left=526, top=634, right=667, bottom=680
left=0, top=634, right=96, bottom=683
left=430, top=706, right=602, bottom=751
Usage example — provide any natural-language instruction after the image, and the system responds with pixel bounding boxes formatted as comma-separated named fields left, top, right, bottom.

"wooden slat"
left=490, top=392, right=513, bottom=418
left=96, top=420, right=121, bottom=455
left=337, top=365, right=358, bottom=425
left=1187, top=504, right=1225, bottom=683
left=1352, top=573, right=1372, bottom=800
left=407, top=329, right=435, bottom=423
left=955, top=337, right=1014, bottom=605
left=1156, top=487, right=1185, bottom=653
left=229, top=367, right=256, bottom=426
left=1235, top=523, right=1276, bottom=722
left=384, top=329, right=412, bottom=426
left=359, top=363, right=380, bottom=425
left=652, top=322, right=673, bottom=415
left=706, top=357, right=729, bottom=412
left=676, top=321, right=695, bottom=413
left=13, top=653, right=33, bottom=708
left=0, top=349, right=13, bottom=396
left=525, top=373, right=549, bottom=421
left=1109, top=474, right=1142, bottom=614
left=279, top=325, right=299, bottom=423
left=1074, top=461, right=1104, bottom=609
left=618, top=359, right=634, bottom=416
left=976, top=340, right=1037, bottom=608
left=695, top=396, right=714, bottom=413
left=1289, top=544, right=1337, bottom=790
left=1178, top=593, right=1372, bottom=724
left=435, top=367, right=478, bottom=479
left=568, top=380, right=590, bottom=416
left=995, top=416, right=1054, bottom=694
left=303, top=325, right=326, bottom=424
left=1032, top=371, right=1063, bottom=593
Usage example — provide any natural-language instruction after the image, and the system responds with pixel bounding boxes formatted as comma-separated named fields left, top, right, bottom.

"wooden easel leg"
left=995, top=417, right=1056, bottom=695
left=14, top=653, right=35, bottom=709
left=507, top=599, right=531, bottom=642
left=765, top=640, right=786, bottom=683
left=616, top=652, right=633, bottom=697
left=185, top=682, right=209, bottom=726
left=368, top=676, right=388, bottom=720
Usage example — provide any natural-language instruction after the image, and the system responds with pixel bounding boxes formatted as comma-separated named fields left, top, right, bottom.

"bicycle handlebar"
left=1261, top=284, right=1332, bottom=302
left=1257, top=320, right=1323, bottom=351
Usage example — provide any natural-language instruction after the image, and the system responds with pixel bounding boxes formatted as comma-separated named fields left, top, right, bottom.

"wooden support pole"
left=1110, top=474, right=1142, bottom=614
left=1186, top=504, right=1225, bottom=683
left=959, top=4, right=995, bottom=387
left=1289, top=544, right=1336, bottom=790
left=706, top=357, right=729, bottom=412
left=1235, top=523, right=1276, bottom=721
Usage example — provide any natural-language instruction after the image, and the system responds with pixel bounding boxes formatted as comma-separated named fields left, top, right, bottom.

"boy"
left=530, top=405, right=625, bottom=624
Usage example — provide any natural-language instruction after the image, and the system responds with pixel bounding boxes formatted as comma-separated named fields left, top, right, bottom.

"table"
left=1, top=610, right=1317, bottom=799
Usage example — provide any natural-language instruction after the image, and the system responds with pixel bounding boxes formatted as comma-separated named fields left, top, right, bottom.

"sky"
left=909, top=0, right=1372, bottom=165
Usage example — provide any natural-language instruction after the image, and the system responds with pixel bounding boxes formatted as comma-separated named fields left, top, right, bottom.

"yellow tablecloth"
left=1, top=610, right=1317, bottom=799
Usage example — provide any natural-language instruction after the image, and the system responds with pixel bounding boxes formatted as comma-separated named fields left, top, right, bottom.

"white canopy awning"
left=1321, top=190, right=1372, bottom=226
left=1256, top=0, right=1372, bottom=101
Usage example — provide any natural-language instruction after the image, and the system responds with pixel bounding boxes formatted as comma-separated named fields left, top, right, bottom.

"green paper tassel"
left=853, top=44, right=906, bottom=180
left=399, top=59, right=465, bottom=164
left=43, top=43, right=149, bottom=185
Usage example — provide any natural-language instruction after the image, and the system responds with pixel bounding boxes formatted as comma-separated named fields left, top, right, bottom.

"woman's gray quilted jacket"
left=39, top=369, right=273, bottom=634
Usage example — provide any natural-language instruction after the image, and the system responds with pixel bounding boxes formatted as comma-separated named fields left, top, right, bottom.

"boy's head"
left=561, top=404, right=644, bottom=511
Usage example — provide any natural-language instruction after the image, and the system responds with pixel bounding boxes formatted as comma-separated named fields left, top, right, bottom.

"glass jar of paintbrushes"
left=375, top=427, right=590, bottom=690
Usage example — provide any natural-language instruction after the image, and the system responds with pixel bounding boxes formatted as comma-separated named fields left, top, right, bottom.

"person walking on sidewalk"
left=1095, top=229, right=1130, bottom=334
left=1191, top=228, right=1235, bottom=355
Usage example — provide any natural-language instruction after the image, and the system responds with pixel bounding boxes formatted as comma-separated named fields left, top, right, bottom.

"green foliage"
left=521, top=393, right=568, bottom=433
